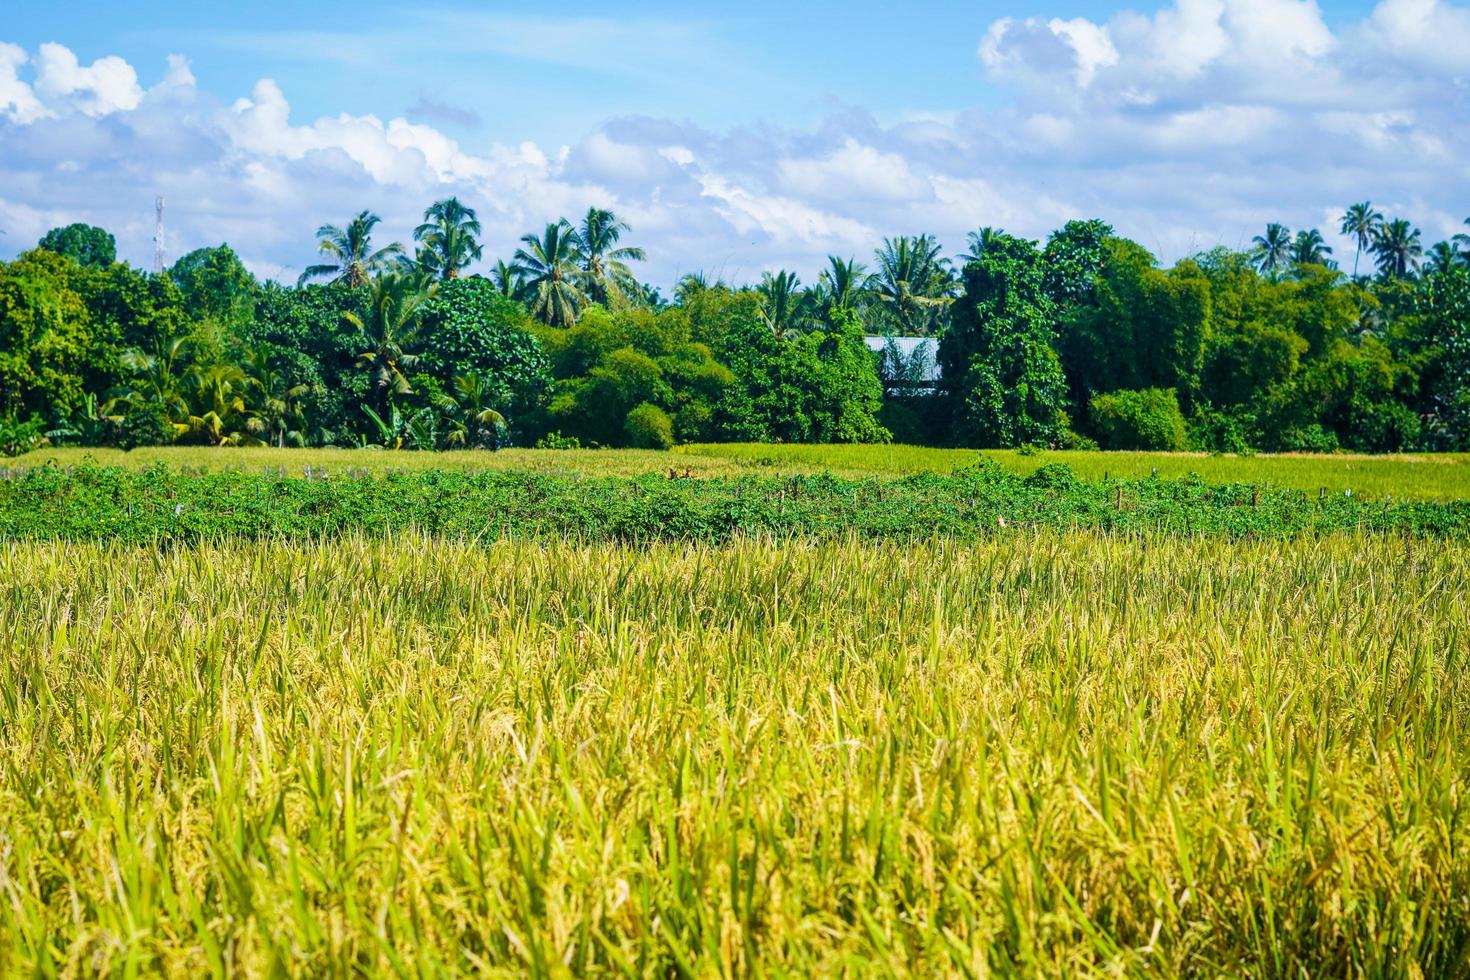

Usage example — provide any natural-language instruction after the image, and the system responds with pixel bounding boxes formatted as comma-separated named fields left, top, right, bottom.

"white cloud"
left=776, top=139, right=930, bottom=202
left=0, top=42, right=45, bottom=122
left=1365, top=0, right=1470, bottom=72
left=0, top=16, right=1468, bottom=290
left=32, top=42, right=144, bottom=117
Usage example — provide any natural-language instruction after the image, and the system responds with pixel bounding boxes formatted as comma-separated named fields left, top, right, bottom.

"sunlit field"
left=680, top=443, right=1470, bottom=502
left=10, top=442, right=1470, bottom=501
left=2, top=533, right=1467, bottom=975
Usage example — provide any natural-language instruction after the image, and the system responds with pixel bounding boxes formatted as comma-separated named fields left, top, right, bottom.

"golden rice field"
left=2, top=532, right=1467, bottom=976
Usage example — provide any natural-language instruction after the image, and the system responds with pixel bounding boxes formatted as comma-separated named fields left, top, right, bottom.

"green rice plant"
left=9, top=443, right=1470, bottom=501
left=1, top=533, right=1467, bottom=975
left=679, top=443, right=1470, bottom=502
left=4, top=463, right=1468, bottom=544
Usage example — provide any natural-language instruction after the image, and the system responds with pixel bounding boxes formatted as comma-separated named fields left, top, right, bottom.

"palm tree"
left=1251, top=223, right=1293, bottom=278
left=512, top=221, right=585, bottom=327
left=242, top=346, right=310, bottom=448
left=1339, top=202, right=1383, bottom=280
left=489, top=259, right=525, bottom=300
left=815, top=256, right=870, bottom=315
left=959, top=227, right=1005, bottom=266
left=1453, top=218, right=1470, bottom=258
left=114, top=329, right=197, bottom=437
left=298, top=211, right=405, bottom=287
left=872, top=235, right=954, bottom=336
left=571, top=207, right=647, bottom=307
left=1424, top=241, right=1464, bottom=275
left=186, top=363, right=259, bottom=446
left=674, top=271, right=725, bottom=306
left=1290, top=229, right=1334, bottom=268
left=436, top=371, right=508, bottom=449
left=757, top=271, right=805, bottom=338
left=414, top=197, right=483, bottom=281
left=347, top=273, right=429, bottom=412
left=1371, top=219, right=1424, bottom=279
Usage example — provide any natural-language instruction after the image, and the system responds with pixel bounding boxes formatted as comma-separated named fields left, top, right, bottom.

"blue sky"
left=4, top=0, right=1388, bottom=138
left=2, top=0, right=1466, bottom=285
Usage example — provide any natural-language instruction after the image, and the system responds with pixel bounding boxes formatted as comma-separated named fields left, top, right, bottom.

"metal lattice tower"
left=153, top=197, right=166, bottom=274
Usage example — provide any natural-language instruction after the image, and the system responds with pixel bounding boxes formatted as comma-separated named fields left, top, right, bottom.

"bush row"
left=4, top=462, right=1466, bottom=543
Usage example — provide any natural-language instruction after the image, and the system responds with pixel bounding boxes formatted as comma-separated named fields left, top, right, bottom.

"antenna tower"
left=153, top=197, right=166, bottom=274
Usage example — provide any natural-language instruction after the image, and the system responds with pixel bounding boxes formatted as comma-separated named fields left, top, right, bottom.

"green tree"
left=435, top=371, right=509, bottom=449
left=38, top=224, right=116, bottom=269
left=1372, top=219, right=1424, bottom=280
left=513, top=221, right=584, bottom=327
left=1056, top=239, right=1210, bottom=418
left=1042, top=219, right=1113, bottom=306
left=113, top=334, right=194, bottom=441
left=1251, top=223, right=1293, bottom=279
left=489, top=259, right=525, bottom=299
left=625, top=402, right=674, bottom=449
left=413, top=277, right=550, bottom=441
left=169, top=244, right=257, bottom=326
left=941, top=233, right=1068, bottom=447
left=871, top=235, right=954, bottom=336
left=571, top=207, right=646, bottom=308
left=1340, top=202, right=1383, bottom=280
left=243, top=283, right=370, bottom=446
left=242, top=345, right=310, bottom=448
left=959, top=227, right=1006, bottom=267
left=714, top=307, right=887, bottom=443
left=756, top=270, right=805, bottom=338
left=1425, top=241, right=1463, bottom=275
left=299, top=211, right=405, bottom=287
left=0, top=250, right=100, bottom=420
left=1290, top=229, right=1334, bottom=269
left=184, top=362, right=260, bottom=446
left=347, top=274, right=429, bottom=413
left=1202, top=320, right=1307, bottom=408
left=814, top=257, right=870, bottom=319
left=414, top=197, right=483, bottom=281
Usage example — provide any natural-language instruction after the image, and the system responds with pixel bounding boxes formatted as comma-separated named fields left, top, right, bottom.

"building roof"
left=864, top=335, right=942, bottom=384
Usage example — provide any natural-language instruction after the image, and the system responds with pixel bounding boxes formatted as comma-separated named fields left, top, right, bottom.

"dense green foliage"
left=36, top=223, right=115, bottom=269
left=1089, top=387, right=1189, bottom=450
left=2, top=200, right=1466, bottom=453
left=3, top=532, right=1468, bottom=973
left=4, top=463, right=1466, bottom=543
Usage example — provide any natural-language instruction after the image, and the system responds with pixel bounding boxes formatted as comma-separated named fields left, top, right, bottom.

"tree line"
left=1, top=200, right=1466, bottom=456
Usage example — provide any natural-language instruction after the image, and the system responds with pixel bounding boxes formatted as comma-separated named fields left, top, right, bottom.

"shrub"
left=876, top=402, right=925, bottom=444
left=1189, top=408, right=1254, bottom=454
left=1089, top=388, right=1187, bottom=451
left=0, top=415, right=47, bottom=457
left=118, top=404, right=175, bottom=450
left=625, top=403, right=674, bottom=450
left=534, top=432, right=582, bottom=450
left=1279, top=424, right=1340, bottom=454
left=1024, top=463, right=1077, bottom=489
left=1349, top=402, right=1421, bottom=453
left=1059, top=429, right=1100, bottom=451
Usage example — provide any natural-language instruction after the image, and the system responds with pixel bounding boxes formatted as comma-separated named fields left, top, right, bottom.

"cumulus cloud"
left=1, top=5, right=1468, bottom=288
left=32, top=42, right=144, bottom=117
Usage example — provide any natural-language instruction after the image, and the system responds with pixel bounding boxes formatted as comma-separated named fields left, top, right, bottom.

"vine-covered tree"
left=941, top=232, right=1067, bottom=447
